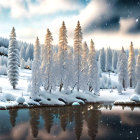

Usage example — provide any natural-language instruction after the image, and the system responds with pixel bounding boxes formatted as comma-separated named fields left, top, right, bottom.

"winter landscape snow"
left=0, top=68, right=139, bottom=109
left=0, top=1, right=140, bottom=140
left=0, top=21, right=140, bottom=109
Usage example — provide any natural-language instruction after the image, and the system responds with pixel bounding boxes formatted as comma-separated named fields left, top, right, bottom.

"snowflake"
left=136, top=19, right=139, bottom=22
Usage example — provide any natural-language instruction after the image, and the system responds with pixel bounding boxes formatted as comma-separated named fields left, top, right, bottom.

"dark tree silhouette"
left=59, top=107, right=68, bottom=131
left=86, top=105, right=101, bottom=140
left=29, top=108, right=40, bottom=138
left=9, top=109, right=18, bottom=127
left=41, top=108, right=53, bottom=133
left=74, top=106, right=83, bottom=140
left=68, top=106, right=73, bottom=123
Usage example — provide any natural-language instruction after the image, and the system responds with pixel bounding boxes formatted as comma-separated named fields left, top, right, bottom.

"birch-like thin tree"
left=58, top=21, right=68, bottom=91
left=99, top=48, right=106, bottom=72
left=128, top=42, right=136, bottom=87
left=43, top=29, right=53, bottom=92
left=74, top=21, right=83, bottom=92
left=81, top=41, right=89, bottom=91
left=8, top=27, right=19, bottom=89
left=118, top=47, right=128, bottom=91
left=31, top=37, right=41, bottom=99
left=88, top=39, right=100, bottom=95
left=112, top=51, right=118, bottom=72
left=106, top=47, right=112, bottom=73
left=135, top=52, right=140, bottom=94
left=66, top=47, right=74, bottom=90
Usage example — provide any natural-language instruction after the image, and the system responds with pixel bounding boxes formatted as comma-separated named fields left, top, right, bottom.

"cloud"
left=0, top=0, right=83, bottom=19
left=0, top=0, right=140, bottom=49
left=128, top=20, right=140, bottom=34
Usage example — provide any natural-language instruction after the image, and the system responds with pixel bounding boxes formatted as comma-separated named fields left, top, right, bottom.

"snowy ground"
left=0, top=69, right=140, bottom=109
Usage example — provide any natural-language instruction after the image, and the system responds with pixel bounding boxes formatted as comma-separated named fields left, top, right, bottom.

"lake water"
left=0, top=104, right=140, bottom=140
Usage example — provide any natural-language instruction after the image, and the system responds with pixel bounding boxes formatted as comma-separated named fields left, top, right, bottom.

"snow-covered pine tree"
left=19, top=45, right=26, bottom=61
left=88, top=39, right=100, bottom=95
left=118, top=47, right=128, bottom=91
left=8, top=27, right=19, bottom=89
left=112, top=51, right=118, bottom=72
left=99, top=48, right=106, bottom=72
left=135, top=52, right=140, bottom=94
left=43, top=29, right=53, bottom=92
left=65, top=47, right=74, bottom=91
left=31, top=37, right=41, bottom=99
left=81, top=41, right=89, bottom=91
left=26, top=44, right=34, bottom=61
left=20, top=58, right=25, bottom=69
left=41, top=33, right=48, bottom=82
left=58, top=21, right=68, bottom=91
left=128, top=42, right=136, bottom=87
left=73, top=21, right=83, bottom=92
left=106, top=47, right=112, bottom=73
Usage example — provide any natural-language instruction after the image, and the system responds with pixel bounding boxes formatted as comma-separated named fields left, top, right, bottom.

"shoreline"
left=1, top=101, right=140, bottom=110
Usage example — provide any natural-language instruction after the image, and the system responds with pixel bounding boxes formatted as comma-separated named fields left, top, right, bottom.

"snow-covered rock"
left=16, top=96, right=25, bottom=104
left=130, top=94, right=140, bottom=102
left=4, top=93, right=15, bottom=101
left=72, top=102, right=80, bottom=106
left=0, top=95, right=6, bottom=102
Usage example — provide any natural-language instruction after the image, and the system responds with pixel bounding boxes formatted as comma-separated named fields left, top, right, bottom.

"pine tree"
left=65, top=47, right=74, bottom=91
left=88, top=39, right=100, bottom=95
left=20, top=58, right=25, bottom=69
left=99, top=48, right=106, bottom=72
left=106, top=47, right=112, bottom=73
left=135, top=52, right=140, bottom=94
left=30, top=37, right=41, bottom=100
left=81, top=41, right=89, bottom=91
left=8, top=27, right=19, bottom=89
left=43, top=29, right=53, bottom=92
left=118, top=47, right=128, bottom=91
left=73, top=21, right=83, bottom=92
left=20, top=45, right=26, bottom=61
left=128, top=42, right=136, bottom=87
left=112, top=51, right=118, bottom=72
left=26, top=44, right=34, bottom=61
left=58, top=21, right=68, bottom=91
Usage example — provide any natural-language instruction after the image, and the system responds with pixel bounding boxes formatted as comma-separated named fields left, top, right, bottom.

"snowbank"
left=0, top=70, right=140, bottom=109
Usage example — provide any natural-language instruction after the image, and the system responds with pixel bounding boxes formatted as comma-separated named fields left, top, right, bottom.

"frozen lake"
left=0, top=104, right=140, bottom=140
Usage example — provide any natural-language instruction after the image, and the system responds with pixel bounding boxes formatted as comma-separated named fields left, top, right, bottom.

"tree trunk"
left=123, top=79, right=125, bottom=91
left=13, top=85, right=15, bottom=89
left=59, top=83, right=63, bottom=92
left=130, top=78, right=132, bottom=87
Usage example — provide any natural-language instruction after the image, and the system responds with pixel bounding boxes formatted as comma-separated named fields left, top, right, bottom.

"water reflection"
left=9, top=109, right=18, bottom=127
left=0, top=104, right=139, bottom=140
left=29, top=108, right=40, bottom=138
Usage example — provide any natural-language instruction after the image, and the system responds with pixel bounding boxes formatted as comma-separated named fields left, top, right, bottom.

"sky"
left=0, top=0, right=140, bottom=49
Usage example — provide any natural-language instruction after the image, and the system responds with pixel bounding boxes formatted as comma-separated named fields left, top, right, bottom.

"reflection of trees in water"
left=9, top=109, right=18, bottom=127
left=59, top=107, right=68, bottom=131
left=130, top=106, right=134, bottom=111
left=74, top=106, right=83, bottom=140
left=29, top=108, right=40, bottom=138
left=41, top=108, right=53, bottom=133
left=68, top=106, right=73, bottom=123
left=109, top=105, right=112, bottom=110
left=86, top=104, right=101, bottom=140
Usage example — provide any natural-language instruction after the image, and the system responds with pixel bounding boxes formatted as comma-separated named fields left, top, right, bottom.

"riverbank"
left=0, top=69, right=140, bottom=110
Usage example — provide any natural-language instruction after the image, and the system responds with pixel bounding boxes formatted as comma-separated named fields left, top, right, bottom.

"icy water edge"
left=0, top=104, right=140, bottom=140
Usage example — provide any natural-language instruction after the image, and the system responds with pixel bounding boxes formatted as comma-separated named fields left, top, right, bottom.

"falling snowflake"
left=136, top=19, right=139, bottom=22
